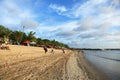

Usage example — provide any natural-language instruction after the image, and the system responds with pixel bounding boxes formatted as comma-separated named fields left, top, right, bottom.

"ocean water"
left=84, top=50, right=120, bottom=80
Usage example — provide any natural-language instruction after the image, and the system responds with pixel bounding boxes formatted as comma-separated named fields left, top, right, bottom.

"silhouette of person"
left=51, top=48, right=54, bottom=54
left=43, top=46, right=48, bottom=53
left=62, top=48, right=65, bottom=53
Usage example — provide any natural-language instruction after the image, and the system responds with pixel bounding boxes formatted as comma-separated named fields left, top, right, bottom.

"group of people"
left=0, top=42, right=10, bottom=50
left=43, top=46, right=65, bottom=54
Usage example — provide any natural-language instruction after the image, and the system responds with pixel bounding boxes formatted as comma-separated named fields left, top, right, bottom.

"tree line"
left=0, top=25, right=69, bottom=48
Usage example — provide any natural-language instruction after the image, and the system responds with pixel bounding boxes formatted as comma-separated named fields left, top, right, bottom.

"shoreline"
left=77, top=51, right=109, bottom=80
left=0, top=45, right=110, bottom=80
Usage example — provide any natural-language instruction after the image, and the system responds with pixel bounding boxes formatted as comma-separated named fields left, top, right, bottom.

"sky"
left=0, top=0, right=120, bottom=48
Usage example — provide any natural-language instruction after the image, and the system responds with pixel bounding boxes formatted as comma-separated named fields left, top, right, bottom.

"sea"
left=84, top=50, right=120, bottom=80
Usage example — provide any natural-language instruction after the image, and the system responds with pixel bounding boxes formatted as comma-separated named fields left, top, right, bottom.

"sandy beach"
left=0, top=45, right=108, bottom=80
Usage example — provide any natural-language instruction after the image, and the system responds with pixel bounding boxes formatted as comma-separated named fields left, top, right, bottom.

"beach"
left=0, top=45, right=108, bottom=80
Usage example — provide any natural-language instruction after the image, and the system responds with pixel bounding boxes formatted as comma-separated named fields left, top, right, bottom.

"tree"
left=0, top=25, right=12, bottom=43
left=21, top=32, right=27, bottom=43
left=27, top=31, right=36, bottom=42
left=0, top=25, right=5, bottom=37
left=10, top=31, right=23, bottom=44
left=37, top=38, right=44, bottom=45
left=3, top=28, right=12, bottom=43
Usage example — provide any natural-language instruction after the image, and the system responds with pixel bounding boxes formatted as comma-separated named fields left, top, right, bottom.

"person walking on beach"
left=62, top=48, right=65, bottom=53
left=43, top=46, right=48, bottom=53
left=50, top=48, right=54, bottom=54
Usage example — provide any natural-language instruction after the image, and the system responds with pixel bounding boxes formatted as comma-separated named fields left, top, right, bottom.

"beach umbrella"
left=24, top=40, right=30, bottom=44
left=30, top=41, right=36, bottom=44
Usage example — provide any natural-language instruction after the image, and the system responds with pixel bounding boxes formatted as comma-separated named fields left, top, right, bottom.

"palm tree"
left=27, top=31, right=36, bottom=42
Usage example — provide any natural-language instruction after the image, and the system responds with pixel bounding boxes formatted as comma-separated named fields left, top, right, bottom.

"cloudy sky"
left=0, top=0, right=120, bottom=48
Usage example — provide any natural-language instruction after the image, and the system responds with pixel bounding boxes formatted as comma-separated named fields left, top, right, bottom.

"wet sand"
left=0, top=45, right=109, bottom=80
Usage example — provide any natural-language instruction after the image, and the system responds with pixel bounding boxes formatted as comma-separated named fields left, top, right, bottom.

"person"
left=62, top=48, right=65, bottom=53
left=1, top=42, right=6, bottom=50
left=1, top=42, right=10, bottom=50
left=6, top=44, right=10, bottom=50
left=0, top=44, right=1, bottom=50
left=43, top=46, right=48, bottom=53
left=50, top=48, right=54, bottom=54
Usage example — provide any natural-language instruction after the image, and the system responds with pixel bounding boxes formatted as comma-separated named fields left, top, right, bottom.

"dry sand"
left=0, top=45, right=108, bottom=80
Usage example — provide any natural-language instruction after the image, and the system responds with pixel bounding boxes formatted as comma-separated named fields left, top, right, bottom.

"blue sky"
left=0, top=0, right=120, bottom=48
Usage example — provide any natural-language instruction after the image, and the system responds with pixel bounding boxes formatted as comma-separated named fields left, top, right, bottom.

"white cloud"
left=35, top=21, right=79, bottom=38
left=100, top=6, right=115, bottom=14
left=21, top=20, right=39, bottom=28
left=49, top=4, right=67, bottom=13
left=56, top=31, right=76, bottom=37
left=74, top=17, right=96, bottom=31
left=0, top=0, right=36, bottom=29
left=111, top=0, right=120, bottom=6
left=71, top=2, right=95, bottom=17
left=68, top=40, right=80, bottom=48
left=63, top=0, right=107, bottom=18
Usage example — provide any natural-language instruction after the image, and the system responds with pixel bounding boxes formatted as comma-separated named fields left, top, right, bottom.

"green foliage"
left=21, top=32, right=27, bottom=42
left=36, top=39, right=69, bottom=48
left=0, top=25, right=69, bottom=48
left=10, top=31, right=24, bottom=43
left=0, top=25, right=12, bottom=42
left=27, top=31, right=36, bottom=42
left=0, top=25, right=6, bottom=37
left=37, top=38, right=44, bottom=45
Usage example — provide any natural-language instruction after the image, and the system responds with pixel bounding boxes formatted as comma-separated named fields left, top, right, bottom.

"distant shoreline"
left=71, top=48, right=120, bottom=50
